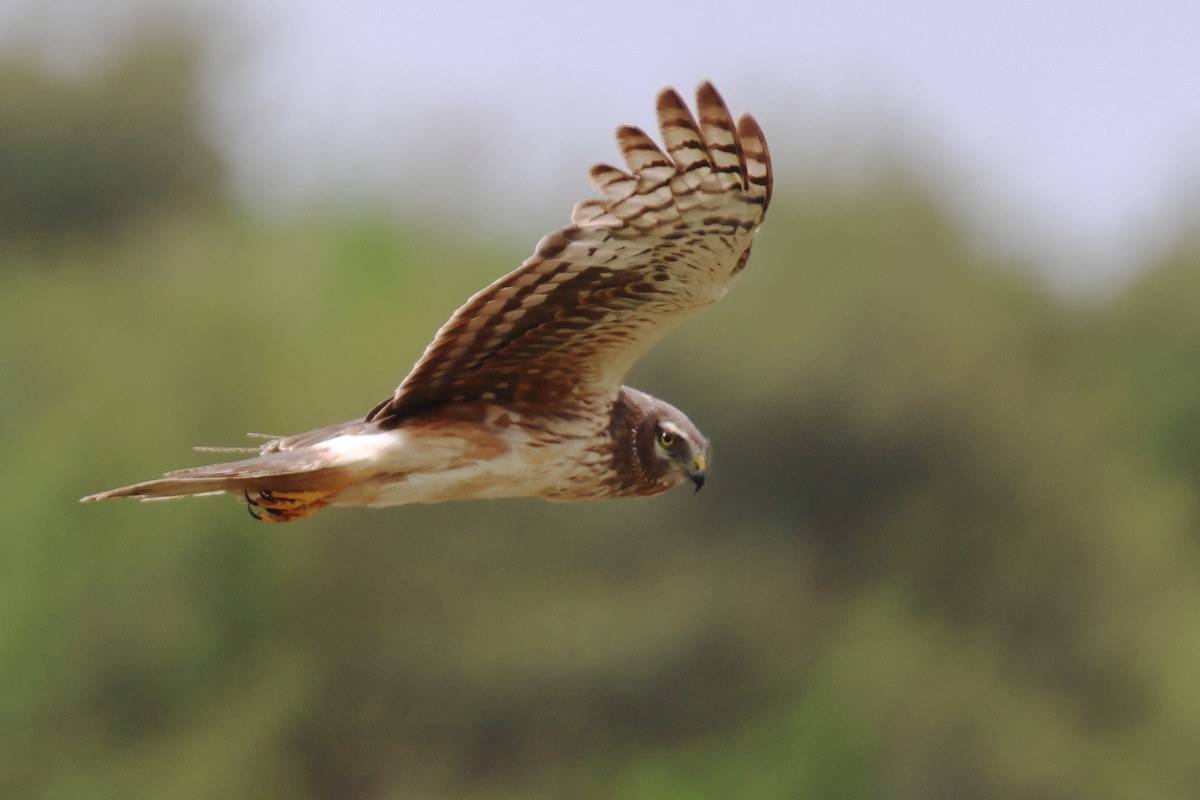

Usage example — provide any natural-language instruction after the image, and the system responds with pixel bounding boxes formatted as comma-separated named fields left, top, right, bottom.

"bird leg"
left=244, top=489, right=332, bottom=523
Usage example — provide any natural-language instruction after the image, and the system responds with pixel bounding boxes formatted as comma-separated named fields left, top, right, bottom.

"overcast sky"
left=2, top=0, right=1198, bottom=289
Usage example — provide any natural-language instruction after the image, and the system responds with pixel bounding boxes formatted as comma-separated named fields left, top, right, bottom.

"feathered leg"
left=244, top=489, right=334, bottom=523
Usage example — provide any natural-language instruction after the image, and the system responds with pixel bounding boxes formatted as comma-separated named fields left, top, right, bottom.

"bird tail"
left=80, top=448, right=353, bottom=522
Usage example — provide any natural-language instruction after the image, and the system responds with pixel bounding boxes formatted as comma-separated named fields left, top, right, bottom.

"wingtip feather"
left=692, top=81, right=746, bottom=185
left=736, top=112, right=772, bottom=210
left=695, top=80, right=724, bottom=110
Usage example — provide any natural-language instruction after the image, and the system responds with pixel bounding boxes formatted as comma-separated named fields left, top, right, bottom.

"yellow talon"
left=244, top=489, right=332, bottom=523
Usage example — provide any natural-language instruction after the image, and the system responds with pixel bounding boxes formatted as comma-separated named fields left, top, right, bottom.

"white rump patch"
left=317, top=431, right=404, bottom=465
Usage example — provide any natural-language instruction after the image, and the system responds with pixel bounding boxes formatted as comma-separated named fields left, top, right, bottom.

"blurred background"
left=4, top=0, right=1200, bottom=797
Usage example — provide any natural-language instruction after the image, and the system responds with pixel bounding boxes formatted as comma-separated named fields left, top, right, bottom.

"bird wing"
left=367, top=82, right=771, bottom=426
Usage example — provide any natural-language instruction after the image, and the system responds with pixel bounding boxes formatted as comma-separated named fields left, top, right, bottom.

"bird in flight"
left=82, top=82, right=772, bottom=522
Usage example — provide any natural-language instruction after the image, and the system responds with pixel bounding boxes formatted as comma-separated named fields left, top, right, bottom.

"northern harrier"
left=82, top=82, right=772, bottom=522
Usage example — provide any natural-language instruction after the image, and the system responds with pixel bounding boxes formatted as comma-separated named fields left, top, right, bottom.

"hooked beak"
left=688, top=453, right=706, bottom=493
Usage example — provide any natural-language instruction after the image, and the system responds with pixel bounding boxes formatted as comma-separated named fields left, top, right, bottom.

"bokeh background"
left=4, top=1, right=1200, bottom=798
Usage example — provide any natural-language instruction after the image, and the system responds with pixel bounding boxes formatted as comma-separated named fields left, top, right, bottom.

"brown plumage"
left=81, top=82, right=772, bottom=522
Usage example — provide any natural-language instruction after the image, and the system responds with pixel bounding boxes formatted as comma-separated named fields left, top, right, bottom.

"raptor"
left=82, top=82, right=772, bottom=522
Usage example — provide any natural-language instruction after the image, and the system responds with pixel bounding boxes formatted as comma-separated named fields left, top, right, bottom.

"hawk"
left=81, top=82, right=772, bottom=522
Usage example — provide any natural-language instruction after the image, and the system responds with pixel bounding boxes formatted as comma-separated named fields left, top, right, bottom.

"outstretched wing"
left=368, top=82, right=772, bottom=427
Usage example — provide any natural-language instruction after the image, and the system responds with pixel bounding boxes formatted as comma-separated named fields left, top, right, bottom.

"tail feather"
left=81, top=477, right=244, bottom=503
left=80, top=450, right=351, bottom=504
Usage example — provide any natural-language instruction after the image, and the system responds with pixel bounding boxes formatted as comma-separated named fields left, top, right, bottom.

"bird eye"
left=657, top=431, right=677, bottom=448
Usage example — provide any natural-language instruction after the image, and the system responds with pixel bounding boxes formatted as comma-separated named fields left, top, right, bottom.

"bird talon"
left=242, top=488, right=332, bottom=523
left=245, top=492, right=262, bottom=521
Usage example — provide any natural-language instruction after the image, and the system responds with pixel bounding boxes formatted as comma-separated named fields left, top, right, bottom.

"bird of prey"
left=81, top=82, right=772, bottom=522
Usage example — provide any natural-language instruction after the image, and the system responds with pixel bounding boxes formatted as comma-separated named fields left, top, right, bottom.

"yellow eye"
left=658, top=431, right=677, bottom=448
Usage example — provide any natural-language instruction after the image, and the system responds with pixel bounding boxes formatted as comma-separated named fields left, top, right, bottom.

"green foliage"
left=4, top=48, right=1200, bottom=798
left=0, top=44, right=220, bottom=245
left=5, top=185, right=1200, bottom=798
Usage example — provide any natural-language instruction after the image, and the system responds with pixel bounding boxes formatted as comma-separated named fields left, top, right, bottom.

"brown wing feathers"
left=367, top=82, right=771, bottom=427
left=738, top=114, right=772, bottom=209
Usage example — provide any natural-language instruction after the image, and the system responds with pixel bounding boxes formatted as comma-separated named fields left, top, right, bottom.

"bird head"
left=616, top=386, right=709, bottom=495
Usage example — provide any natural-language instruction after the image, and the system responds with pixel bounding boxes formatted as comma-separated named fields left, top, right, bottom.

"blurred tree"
left=1089, top=241, right=1200, bottom=485
left=0, top=43, right=221, bottom=245
left=5, top=135, right=1200, bottom=798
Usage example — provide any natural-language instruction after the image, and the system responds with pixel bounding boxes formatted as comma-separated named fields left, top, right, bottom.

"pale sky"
left=2, top=0, right=1198, bottom=289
